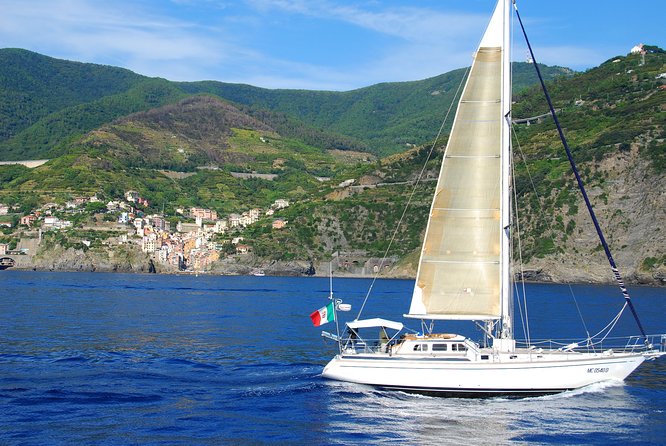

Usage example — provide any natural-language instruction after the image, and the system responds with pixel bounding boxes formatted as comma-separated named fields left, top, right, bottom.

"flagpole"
left=329, top=261, right=343, bottom=353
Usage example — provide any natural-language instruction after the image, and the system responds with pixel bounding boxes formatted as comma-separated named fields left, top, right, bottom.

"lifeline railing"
left=515, top=333, right=666, bottom=354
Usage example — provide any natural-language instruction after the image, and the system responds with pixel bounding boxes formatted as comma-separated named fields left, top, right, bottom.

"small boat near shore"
left=0, top=257, right=16, bottom=270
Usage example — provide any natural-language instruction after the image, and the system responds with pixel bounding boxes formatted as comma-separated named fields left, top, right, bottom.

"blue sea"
left=0, top=271, right=664, bottom=445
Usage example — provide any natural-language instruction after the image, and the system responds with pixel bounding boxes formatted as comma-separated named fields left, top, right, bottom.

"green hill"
left=508, top=50, right=666, bottom=281
left=181, top=63, right=572, bottom=156
left=0, top=49, right=144, bottom=147
left=230, top=50, right=666, bottom=280
left=0, top=47, right=663, bottom=283
left=0, top=49, right=571, bottom=160
left=0, top=93, right=375, bottom=219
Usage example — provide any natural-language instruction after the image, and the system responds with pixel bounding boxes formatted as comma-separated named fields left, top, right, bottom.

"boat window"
left=481, top=355, right=489, bottom=360
left=413, top=344, right=428, bottom=352
left=432, top=344, right=448, bottom=351
left=449, top=343, right=467, bottom=352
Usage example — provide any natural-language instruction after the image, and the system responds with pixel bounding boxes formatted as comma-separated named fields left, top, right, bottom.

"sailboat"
left=317, top=0, right=665, bottom=396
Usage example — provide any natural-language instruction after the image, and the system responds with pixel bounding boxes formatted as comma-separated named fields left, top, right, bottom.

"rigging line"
left=510, top=111, right=557, bottom=242
left=511, top=118, right=550, bottom=348
left=513, top=0, right=648, bottom=342
left=355, top=64, right=472, bottom=321
left=510, top=140, right=531, bottom=345
left=512, top=281, right=527, bottom=344
left=568, top=284, right=592, bottom=348
left=513, top=119, right=573, bottom=348
left=510, top=119, right=539, bottom=213
left=511, top=118, right=559, bottom=266
left=509, top=140, right=527, bottom=342
left=589, top=302, right=627, bottom=341
left=587, top=304, right=627, bottom=347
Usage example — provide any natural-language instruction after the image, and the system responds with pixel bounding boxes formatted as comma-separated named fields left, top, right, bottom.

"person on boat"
left=379, top=327, right=389, bottom=353
left=347, top=327, right=357, bottom=340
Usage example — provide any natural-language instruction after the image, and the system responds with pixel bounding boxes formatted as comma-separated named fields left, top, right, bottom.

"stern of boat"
left=321, top=355, right=349, bottom=382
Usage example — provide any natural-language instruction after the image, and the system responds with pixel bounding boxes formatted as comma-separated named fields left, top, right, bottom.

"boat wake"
left=540, top=379, right=625, bottom=400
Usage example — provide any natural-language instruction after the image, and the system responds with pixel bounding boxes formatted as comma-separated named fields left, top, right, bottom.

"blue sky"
left=1, top=0, right=663, bottom=91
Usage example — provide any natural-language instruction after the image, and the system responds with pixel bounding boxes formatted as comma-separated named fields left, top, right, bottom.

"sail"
left=407, top=0, right=509, bottom=320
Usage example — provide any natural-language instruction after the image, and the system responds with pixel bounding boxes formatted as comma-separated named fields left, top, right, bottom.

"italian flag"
left=310, top=302, right=335, bottom=326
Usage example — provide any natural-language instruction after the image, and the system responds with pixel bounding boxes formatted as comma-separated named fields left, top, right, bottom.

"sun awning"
left=346, top=318, right=404, bottom=331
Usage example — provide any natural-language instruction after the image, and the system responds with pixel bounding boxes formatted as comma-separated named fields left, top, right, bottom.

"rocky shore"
left=5, top=242, right=665, bottom=287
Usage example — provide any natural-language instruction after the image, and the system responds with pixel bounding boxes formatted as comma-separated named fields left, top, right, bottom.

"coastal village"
left=0, top=192, right=290, bottom=272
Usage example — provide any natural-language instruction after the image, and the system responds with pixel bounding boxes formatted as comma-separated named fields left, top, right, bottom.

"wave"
left=535, top=379, right=625, bottom=400
left=11, top=389, right=163, bottom=406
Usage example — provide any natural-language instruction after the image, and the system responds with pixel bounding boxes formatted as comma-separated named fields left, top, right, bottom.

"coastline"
left=3, top=238, right=663, bottom=286
left=4, top=260, right=665, bottom=287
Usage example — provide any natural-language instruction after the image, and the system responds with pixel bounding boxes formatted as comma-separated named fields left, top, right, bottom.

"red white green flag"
left=310, top=302, right=335, bottom=326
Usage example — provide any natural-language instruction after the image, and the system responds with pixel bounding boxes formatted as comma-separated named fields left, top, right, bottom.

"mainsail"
left=407, top=1, right=510, bottom=320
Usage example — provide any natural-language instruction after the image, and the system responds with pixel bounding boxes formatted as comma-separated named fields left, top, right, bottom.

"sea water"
left=0, top=271, right=664, bottom=445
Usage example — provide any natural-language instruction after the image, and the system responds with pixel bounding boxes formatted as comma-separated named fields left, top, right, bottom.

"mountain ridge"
left=0, top=47, right=664, bottom=284
left=0, top=48, right=572, bottom=159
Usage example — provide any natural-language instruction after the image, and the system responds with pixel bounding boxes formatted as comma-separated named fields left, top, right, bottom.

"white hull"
left=322, top=350, right=646, bottom=396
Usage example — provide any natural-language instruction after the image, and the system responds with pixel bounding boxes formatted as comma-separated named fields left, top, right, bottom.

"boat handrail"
left=515, top=333, right=666, bottom=353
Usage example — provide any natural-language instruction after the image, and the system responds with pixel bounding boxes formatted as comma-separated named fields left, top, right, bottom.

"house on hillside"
left=20, top=215, right=37, bottom=227
left=190, top=207, right=218, bottom=220
left=177, top=221, right=200, bottom=234
left=151, top=215, right=170, bottom=231
left=214, top=220, right=228, bottom=233
left=272, top=218, right=287, bottom=229
left=239, top=213, right=253, bottom=227
left=228, top=214, right=241, bottom=228
left=630, top=43, right=644, bottom=54
left=43, top=216, right=71, bottom=230
left=273, top=199, right=289, bottom=209
left=65, top=197, right=89, bottom=209
left=125, top=191, right=140, bottom=202
left=133, top=218, right=145, bottom=234
left=41, top=203, right=58, bottom=214
left=107, top=201, right=122, bottom=211
left=142, top=233, right=159, bottom=253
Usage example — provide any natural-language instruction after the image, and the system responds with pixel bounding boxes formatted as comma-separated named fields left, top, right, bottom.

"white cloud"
left=240, top=0, right=489, bottom=87
left=246, top=0, right=486, bottom=42
left=0, top=0, right=624, bottom=89
left=0, top=0, right=235, bottom=80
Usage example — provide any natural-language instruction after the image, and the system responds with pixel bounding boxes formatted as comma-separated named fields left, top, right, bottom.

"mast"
left=499, top=0, right=513, bottom=343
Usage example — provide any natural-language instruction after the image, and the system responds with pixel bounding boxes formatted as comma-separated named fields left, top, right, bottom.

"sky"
left=0, top=0, right=663, bottom=91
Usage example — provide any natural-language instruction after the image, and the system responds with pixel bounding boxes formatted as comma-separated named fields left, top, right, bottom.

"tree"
left=85, top=201, right=107, bottom=214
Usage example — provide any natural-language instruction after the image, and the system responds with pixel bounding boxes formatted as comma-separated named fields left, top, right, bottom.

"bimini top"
left=346, top=318, right=404, bottom=331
